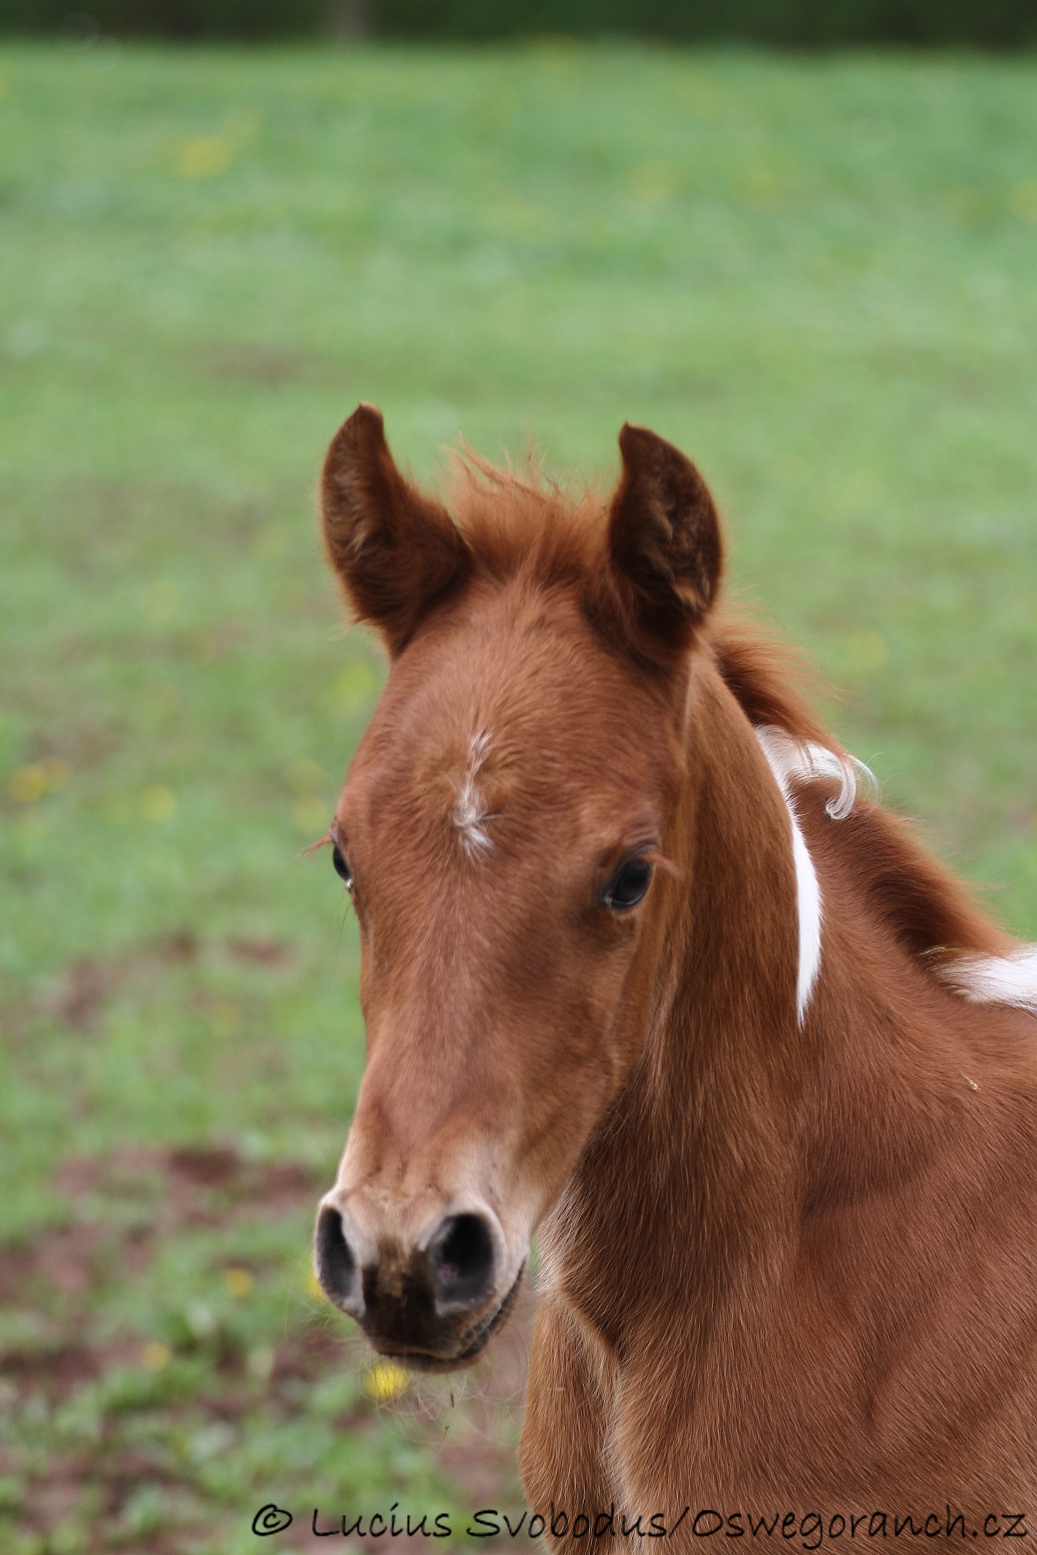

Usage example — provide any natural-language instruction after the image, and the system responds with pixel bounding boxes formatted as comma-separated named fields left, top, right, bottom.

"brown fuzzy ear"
left=321, top=405, right=470, bottom=655
left=604, top=423, right=723, bottom=660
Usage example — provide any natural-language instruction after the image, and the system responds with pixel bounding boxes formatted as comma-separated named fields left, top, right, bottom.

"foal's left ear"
left=604, top=423, right=723, bottom=660
left=321, top=404, right=470, bottom=655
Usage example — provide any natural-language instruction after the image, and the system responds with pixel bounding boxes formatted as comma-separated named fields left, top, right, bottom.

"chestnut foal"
left=314, top=406, right=1037, bottom=1535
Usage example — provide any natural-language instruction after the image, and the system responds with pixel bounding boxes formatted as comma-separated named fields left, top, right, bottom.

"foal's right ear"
left=603, top=423, right=723, bottom=663
left=321, top=405, right=470, bottom=655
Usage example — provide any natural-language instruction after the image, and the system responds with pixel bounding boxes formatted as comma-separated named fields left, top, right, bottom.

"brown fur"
left=314, top=408, right=1037, bottom=1539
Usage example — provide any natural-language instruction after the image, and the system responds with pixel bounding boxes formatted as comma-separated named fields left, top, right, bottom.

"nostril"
left=315, top=1205, right=358, bottom=1310
left=428, top=1213, right=496, bottom=1311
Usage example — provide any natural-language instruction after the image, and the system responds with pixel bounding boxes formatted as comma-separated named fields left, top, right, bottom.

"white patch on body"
left=935, top=947, right=1037, bottom=1016
left=453, top=731, right=494, bottom=860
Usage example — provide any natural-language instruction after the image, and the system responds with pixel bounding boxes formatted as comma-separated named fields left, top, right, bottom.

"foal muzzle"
left=314, top=1194, right=522, bottom=1370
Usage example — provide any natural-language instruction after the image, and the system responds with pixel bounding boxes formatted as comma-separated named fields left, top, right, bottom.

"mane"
left=445, top=454, right=1019, bottom=991
left=445, top=447, right=609, bottom=591
left=707, top=624, right=1011, bottom=965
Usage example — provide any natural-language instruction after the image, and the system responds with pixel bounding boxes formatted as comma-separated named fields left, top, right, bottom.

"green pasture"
left=1, top=38, right=1036, bottom=1553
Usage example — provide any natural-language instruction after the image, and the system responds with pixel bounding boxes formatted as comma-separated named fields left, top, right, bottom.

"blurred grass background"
left=1, top=37, right=1036, bottom=1554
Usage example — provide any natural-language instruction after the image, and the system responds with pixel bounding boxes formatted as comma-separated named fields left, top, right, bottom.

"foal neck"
left=545, top=661, right=812, bottom=1345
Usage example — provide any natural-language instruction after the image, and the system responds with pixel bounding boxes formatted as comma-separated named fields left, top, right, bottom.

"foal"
left=313, top=406, right=1037, bottom=1533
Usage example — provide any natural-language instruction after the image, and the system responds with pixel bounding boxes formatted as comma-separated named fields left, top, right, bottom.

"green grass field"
left=1, top=38, right=1036, bottom=1554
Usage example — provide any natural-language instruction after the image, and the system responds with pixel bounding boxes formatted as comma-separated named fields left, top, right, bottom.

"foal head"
left=314, top=405, right=722, bottom=1369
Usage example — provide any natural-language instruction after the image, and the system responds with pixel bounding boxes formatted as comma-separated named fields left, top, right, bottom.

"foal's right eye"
left=331, top=845, right=354, bottom=892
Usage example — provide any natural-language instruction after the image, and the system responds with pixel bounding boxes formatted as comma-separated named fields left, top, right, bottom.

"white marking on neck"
left=453, top=731, right=493, bottom=861
left=935, top=947, right=1037, bottom=1016
left=756, top=728, right=824, bottom=1028
left=754, top=727, right=1037, bottom=1025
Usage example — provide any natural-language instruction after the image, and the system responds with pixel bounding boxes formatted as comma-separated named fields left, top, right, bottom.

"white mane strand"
left=755, top=724, right=1037, bottom=1028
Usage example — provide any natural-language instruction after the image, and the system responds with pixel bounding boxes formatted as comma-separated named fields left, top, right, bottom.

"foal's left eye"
left=331, top=845, right=354, bottom=892
left=600, top=856, right=654, bottom=911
